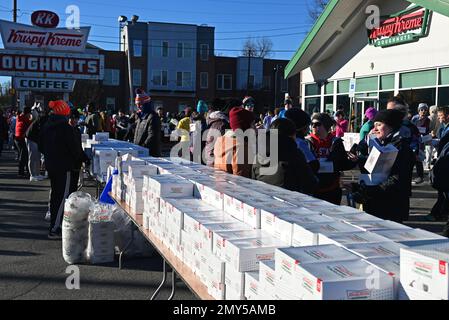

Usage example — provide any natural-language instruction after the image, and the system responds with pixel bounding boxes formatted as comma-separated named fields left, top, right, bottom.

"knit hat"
left=48, top=100, right=70, bottom=116
left=311, top=113, right=335, bottom=131
left=242, top=96, right=255, bottom=109
left=197, top=100, right=208, bottom=114
left=418, top=103, right=429, bottom=111
left=135, top=88, right=151, bottom=107
left=365, top=107, right=378, bottom=121
left=229, top=107, right=254, bottom=131
left=373, top=109, right=404, bottom=131
left=284, top=108, right=311, bottom=129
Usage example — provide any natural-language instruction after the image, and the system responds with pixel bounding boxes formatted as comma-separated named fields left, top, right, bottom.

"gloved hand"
left=351, top=182, right=370, bottom=204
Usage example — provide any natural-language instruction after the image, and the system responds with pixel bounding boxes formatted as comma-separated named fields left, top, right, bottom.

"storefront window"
left=324, top=96, right=334, bottom=114
left=380, top=74, right=394, bottom=90
left=325, top=82, right=334, bottom=95
left=337, top=80, right=350, bottom=94
left=356, top=76, right=378, bottom=92
left=400, top=69, right=437, bottom=89
left=438, top=87, right=449, bottom=106
left=379, top=91, right=395, bottom=110
left=439, top=68, right=449, bottom=86
left=304, top=97, right=321, bottom=115
left=399, top=88, right=436, bottom=114
left=336, top=95, right=350, bottom=116
left=305, top=83, right=320, bottom=96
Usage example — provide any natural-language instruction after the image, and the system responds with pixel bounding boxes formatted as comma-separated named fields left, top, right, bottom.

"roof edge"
left=284, top=0, right=339, bottom=79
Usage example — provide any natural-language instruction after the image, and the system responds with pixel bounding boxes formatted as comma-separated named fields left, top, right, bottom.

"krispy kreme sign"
left=368, top=7, right=431, bottom=48
left=0, top=19, right=90, bottom=53
left=0, top=49, right=104, bottom=80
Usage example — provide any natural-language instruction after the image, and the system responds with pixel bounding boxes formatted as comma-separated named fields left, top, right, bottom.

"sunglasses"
left=311, top=122, right=322, bottom=128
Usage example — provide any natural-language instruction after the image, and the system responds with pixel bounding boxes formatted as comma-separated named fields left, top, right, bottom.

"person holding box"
left=351, top=109, right=415, bottom=222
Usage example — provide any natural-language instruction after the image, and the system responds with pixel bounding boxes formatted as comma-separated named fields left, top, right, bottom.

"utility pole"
left=246, top=48, right=251, bottom=95
left=13, top=0, right=17, bottom=22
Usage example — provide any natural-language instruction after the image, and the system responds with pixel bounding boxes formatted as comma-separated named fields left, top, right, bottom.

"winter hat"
left=48, top=100, right=70, bottom=116
left=135, top=88, right=151, bottom=107
left=373, top=109, right=404, bottom=131
left=229, top=107, right=254, bottom=131
left=197, top=100, right=208, bottom=114
left=418, top=103, right=429, bottom=111
left=284, top=108, right=311, bottom=129
left=242, top=96, right=255, bottom=109
left=365, top=107, right=378, bottom=121
left=311, top=112, right=335, bottom=131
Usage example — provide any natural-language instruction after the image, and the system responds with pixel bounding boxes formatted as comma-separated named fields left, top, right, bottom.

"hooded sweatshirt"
left=205, top=111, right=230, bottom=167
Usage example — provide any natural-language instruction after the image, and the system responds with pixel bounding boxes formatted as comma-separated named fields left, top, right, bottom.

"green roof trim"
left=285, top=0, right=449, bottom=79
left=284, top=0, right=339, bottom=79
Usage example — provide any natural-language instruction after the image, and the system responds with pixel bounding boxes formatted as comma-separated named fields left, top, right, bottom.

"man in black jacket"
left=133, top=89, right=161, bottom=157
left=39, top=100, right=81, bottom=239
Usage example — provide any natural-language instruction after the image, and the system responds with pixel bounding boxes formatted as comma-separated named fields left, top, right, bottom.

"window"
left=336, top=95, right=350, bottom=116
left=305, top=83, right=320, bottom=96
left=200, top=44, right=209, bottom=61
left=152, top=40, right=161, bottom=57
left=217, top=74, right=232, bottom=90
left=103, top=69, right=120, bottom=86
left=400, top=69, right=437, bottom=88
left=356, top=76, right=378, bottom=92
left=200, top=72, right=208, bottom=89
left=324, top=96, right=334, bottom=114
left=438, top=87, right=449, bottom=106
left=380, top=74, right=394, bottom=90
left=176, top=72, right=192, bottom=88
left=399, top=88, right=436, bottom=114
left=162, top=41, right=169, bottom=57
left=133, top=40, right=142, bottom=57
left=325, top=82, right=334, bottom=95
left=440, top=68, right=449, bottom=85
left=337, top=79, right=350, bottom=93
left=152, top=70, right=167, bottom=86
left=177, top=42, right=193, bottom=58
left=379, top=91, right=394, bottom=110
left=304, top=97, right=320, bottom=115
left=132, top=69, right=142, bottom=86
left=262, top=76, right=271, bottom=90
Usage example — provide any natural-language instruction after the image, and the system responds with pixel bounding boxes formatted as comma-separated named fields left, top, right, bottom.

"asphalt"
left=0, top=148, right=446, bottom=300
left=0, top=149, right=196, bottom=300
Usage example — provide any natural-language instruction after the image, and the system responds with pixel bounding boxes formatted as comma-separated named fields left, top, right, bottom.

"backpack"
left=430, top=142, right=449, bottom=191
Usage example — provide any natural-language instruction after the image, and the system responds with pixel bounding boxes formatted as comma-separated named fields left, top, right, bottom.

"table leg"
left=150, top=260, right=168, bottom=300
left=168, top=270, right=176, bottom=300
left=119, top=224, right=135, bottom=270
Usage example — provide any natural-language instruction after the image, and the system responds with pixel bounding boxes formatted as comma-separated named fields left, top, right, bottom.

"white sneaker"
left=30, top=176, right=40, bottom=182
left=44, top=211, right=51, bottom=221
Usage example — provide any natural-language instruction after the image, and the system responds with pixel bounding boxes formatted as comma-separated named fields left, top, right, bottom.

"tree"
left=307, top=0, right=329, bottom=21
left=241, top=37, right=274, bottom=58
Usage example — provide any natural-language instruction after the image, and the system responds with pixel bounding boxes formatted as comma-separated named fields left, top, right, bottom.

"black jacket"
left=134, top=111, right=161, bottom=157
left=73, top=125, right=90, bottom=170
left=359, top=132, right=415, bottom=222
left=25, top=115, right=48, bottom=144
left=39, top=115, right=82, bottom=173
left=0, top=115, right=7, bottom=140
left=252, top=133, right=318, bottom=195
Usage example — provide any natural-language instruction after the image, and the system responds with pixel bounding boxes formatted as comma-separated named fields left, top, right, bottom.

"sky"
left=0, top=0, right=318, bottom=84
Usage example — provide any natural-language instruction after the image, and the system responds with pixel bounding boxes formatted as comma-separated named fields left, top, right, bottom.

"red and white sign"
left=0, top=19, right=90, bottom=53
left=31, top=10, right=59, bottom=28
left=369, top=10, right=425, bottom=40
left=0, top=49, right=104, bottom=80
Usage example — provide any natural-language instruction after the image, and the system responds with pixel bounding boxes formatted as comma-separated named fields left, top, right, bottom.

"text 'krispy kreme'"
left=7, top=29, right=83, bottom=48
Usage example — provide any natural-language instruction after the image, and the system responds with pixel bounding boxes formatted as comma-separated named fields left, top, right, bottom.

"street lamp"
left=273, top=65, right=283, bottom=109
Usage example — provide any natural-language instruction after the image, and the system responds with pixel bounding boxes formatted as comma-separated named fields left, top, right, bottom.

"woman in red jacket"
left=15, top=106, right=32, bottom=177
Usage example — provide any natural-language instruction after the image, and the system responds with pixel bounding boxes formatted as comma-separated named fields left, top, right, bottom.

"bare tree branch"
left=241, top=37, right=274, bottom=58
left=307, top=0, right=329, bottom=22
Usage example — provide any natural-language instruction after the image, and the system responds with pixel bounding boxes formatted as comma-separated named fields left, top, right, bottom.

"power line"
left=88, top=38, right=297, bottom=52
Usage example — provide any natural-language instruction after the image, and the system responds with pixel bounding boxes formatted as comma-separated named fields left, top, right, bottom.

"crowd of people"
left=1, top=90, right=449, bottom=239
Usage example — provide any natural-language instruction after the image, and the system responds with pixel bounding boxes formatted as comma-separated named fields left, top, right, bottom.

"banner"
left=0, top=19, right=90, bottom=53
left=0, top=49, right=104, bottom=80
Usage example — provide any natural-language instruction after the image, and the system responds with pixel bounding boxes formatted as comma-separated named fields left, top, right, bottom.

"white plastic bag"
left=62, top=192, right=94, bottom=264
left=86, top=203, right=115, bottom=264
